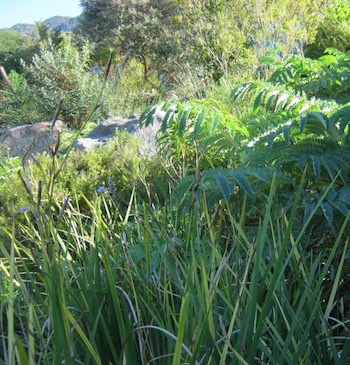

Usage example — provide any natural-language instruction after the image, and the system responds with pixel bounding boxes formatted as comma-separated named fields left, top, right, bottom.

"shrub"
left=21, top=35, right=106, bottom=128
left=0, top=70, right=44, bottom=126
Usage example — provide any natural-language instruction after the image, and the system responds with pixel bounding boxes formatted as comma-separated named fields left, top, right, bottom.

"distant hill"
left=8, top=16, right=81, bottom=37
left=10, top=23, right=36, bottom=37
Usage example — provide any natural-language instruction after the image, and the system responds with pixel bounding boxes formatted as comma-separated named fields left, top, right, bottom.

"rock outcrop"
left=0, top=121, right=65, bottom=159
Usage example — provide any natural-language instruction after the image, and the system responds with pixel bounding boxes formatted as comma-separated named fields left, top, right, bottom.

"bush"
left=0, top=70, right=44, bottom=126
left=0, top=35, right=107, bottom=128
left=21, top=35, right=107, bottom=127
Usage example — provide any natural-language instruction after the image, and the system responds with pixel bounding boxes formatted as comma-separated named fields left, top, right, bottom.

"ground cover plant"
left=1, top=2, right=350, bottom=363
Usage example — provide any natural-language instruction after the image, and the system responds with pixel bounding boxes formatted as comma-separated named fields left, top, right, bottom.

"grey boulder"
left=74, top=110, right=165, bottom=156
left=0, top=121, right=65, bottom=159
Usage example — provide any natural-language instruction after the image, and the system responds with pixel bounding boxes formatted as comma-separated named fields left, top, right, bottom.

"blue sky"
left=0, top=0, right=82, bottom=28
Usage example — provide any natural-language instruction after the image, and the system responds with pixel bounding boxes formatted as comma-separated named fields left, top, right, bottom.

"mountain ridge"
left=5, top=15, right=81, bottom=36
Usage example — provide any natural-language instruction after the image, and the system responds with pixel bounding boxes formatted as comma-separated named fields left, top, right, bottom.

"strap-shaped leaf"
left=267, top=131, right=278, bottom=147
left=322, top=156, right=336, bottom=180
left=297, top=155, right=309, bottom=170
left=300, top=112, right=329, bottom=135
left=339, top=186, right=350, bottom=202
left=283, top=123, right=292, bottom=142
left=330, top=105, right=350, bottom=135
left=332, top=201, right=348, bottom=217
left=304, top=200, right=315, bottom=225
left=253, top=86, right=268, bottom=115
left=300, top=114, right=308, bottom=134
left=140, top=105, right=157, bottom=127
left=145, top=105, right=158, bottom=127
left=210, top=114, right=221, bottom=134
left=232, top=82, right=258, bottom=102
left=244, top=166, right=272, bottom=184
left=275, top=92, right=290, bottom=111
left=308, top=112, right=329, bottom=130
left=299, top=101, right=312, bottom=114
left=286, top=96, right=302, bottom=110
left=178, top=106, right=191, bottom=137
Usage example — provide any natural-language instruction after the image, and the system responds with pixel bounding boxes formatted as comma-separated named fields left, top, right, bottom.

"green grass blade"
left=172, top=293, right=190, bottom=365
left=66, top=310, right=102, bottom=365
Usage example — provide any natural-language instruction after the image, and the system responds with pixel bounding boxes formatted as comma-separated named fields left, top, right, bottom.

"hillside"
left=8, top=15, right=80, bottom=37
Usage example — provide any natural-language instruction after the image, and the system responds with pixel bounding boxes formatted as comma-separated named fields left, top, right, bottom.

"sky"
left=0, top=0, right=82, bottom=29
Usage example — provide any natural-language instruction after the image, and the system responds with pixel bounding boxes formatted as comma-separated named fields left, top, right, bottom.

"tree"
left=79, top=0, right=333, bottom=82
left=36, top=22, right=64, bottom=48
left=79, top=0, right=183, bottom=80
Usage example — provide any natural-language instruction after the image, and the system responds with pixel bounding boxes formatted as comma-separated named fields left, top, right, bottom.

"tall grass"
left=1, top=164, right=349, bottom=363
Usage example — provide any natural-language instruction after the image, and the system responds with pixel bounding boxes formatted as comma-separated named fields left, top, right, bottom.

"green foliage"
left=1, top=5, right=350, bottom=363
left=230, top=52, right=350, bottom=243
left=146, top=50, right=350, bottom=246
left=79, top=0, right=329, bottom=81
left=177, top=0, right=329, bottom=80
left=1, top=36, right=171, bottom=128
left=0, top=29, right=36, bottom=73
left=35, top=22, right=64, bottom=48
left=0, top=70, right=44, bottom=126
left=305, top=0, right=350, bottom=58
left=141, top=100, right=246, bottom=178
left=0, top=35, right=104, bottom=127
left=262, top=48, right=350, bottom=101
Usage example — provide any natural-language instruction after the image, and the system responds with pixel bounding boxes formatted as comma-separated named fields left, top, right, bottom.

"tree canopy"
left=0, top=30, right=35, bottom=73
left=79, top=0, right=334, bottom=80
left=79, top=0, right=183, bottom=67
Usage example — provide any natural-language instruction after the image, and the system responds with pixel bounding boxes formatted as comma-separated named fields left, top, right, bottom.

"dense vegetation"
left=1, top=0, right=350, bottom=364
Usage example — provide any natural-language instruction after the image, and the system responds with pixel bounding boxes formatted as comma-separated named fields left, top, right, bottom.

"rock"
left=74, top=109, right=165, bottom=156
left=0, top=121, right=65, bottom=159
left=0, top=109, right=165, bottom=160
